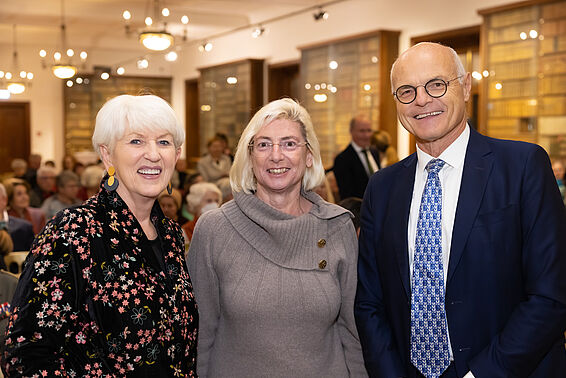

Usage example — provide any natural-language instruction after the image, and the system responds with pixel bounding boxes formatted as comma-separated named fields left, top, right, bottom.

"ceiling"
left=0, top=0, right=328, bottom=54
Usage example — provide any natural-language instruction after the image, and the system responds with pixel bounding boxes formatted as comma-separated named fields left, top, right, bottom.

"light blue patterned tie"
left=410, top=158, right=450, bottom=378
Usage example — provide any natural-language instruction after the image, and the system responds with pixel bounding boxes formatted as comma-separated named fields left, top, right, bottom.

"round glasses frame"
left=393, top=75, right=463, bottom=104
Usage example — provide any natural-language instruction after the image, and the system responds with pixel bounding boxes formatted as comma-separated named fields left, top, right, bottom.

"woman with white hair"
left=2, top=94, right=198, bottom=376
left=188, top=98, right=367, bottom=377
left=181, top=182, right=222, bottom=245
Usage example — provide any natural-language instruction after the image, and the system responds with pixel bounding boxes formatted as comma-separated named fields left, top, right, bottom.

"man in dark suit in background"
left=355, top=42, right=566, bottom=378
left=333, top=116, right=380, bottom=199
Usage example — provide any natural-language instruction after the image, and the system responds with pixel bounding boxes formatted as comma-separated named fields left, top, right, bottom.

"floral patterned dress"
left=1, top=185, right=198, bottom=377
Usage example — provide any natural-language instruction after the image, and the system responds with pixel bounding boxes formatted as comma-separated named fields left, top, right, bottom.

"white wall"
left=0, top=0, right=513, bottom=166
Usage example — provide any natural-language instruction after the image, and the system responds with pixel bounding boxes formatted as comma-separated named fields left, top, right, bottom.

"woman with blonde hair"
left=188, top=98, right=367, bottom=377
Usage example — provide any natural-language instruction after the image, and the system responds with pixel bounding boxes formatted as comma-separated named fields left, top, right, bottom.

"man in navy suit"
left=355, top=42, right=566, bottom=378
left=333, top=116, right=381, bottom=199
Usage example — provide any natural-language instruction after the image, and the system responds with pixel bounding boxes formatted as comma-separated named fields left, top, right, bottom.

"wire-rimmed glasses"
left=248, top=140, right=309, bottom=154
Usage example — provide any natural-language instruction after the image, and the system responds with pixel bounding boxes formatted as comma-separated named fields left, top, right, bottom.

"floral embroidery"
left=1, top=184, right=198, bottom=376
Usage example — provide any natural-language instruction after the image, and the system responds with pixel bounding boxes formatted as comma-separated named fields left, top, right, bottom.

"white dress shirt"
left=351, top=141, right=379, bottom=175
left=407, top=125, right=470, bottom=368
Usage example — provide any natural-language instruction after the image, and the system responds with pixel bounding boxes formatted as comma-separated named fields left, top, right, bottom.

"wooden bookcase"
left=299, top=30, right=399, bottom=167
left=198, top=59, right=263, bottom=155
left=479, top=0, right=566, bottom=158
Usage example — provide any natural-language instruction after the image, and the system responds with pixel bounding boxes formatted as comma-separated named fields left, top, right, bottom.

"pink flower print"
left=52, top=289, right=64, bottom=301
left=16, top=336, right=25, bottom=343
left=76, top=332, right=86, bottom=344
left=111, top=238, right=119, bottom=245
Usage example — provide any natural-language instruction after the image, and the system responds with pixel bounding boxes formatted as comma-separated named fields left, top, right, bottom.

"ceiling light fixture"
left=198, top=42, right=213, bottom=52
left=52, top=0, right=78, bottom=79
left=251, top=25, right=265, bottom=38
left=6, top=24, right=32, bottom=94
left=139, top=0, right=174, bottom=51
left=313, top=7, right=329, bottom=21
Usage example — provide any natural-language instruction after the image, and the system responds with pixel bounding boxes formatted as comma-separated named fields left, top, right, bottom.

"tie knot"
left=425, top=159, right=445, bottom=175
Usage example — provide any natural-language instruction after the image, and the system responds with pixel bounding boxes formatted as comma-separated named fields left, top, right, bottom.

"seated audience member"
left=552, top=158, right=565, bottom=202
left=0, top=183, right=34, bottom=252
left=182, top=182, right=222, bottom=244
left=4, top=178, right=46, bottom=235
left=197, top=136, right=232, bottom=182
left=44, top=160, right=56, bottom=168
left=215, top=177, right=233, bottom=204
left=0, top=229, right=14, bottom=270
left=41, top=170, right=82, bottom=219
left=73, top=162, right=86, bottom=179
left=314, top=175, right=336, bottom=203
left=214, top=132, right=234, bottom=161
left=79, top=164, right=105, bottom=200
left=158, top=188, right=188, bottom=225
left=371, top=129, right=399, bottom=168
left=0, top=269, right=18, bottom=346
left=10, top=159, right=28, bottom=180
left=23, top=153, right=41, bottom=190
left=29, top=166, right=56, bottom=207
left=62, top=154, right=77, bottom=172
left=181, top=172, right=204, bottom=221
left=338, top=197, right=363, bottom=236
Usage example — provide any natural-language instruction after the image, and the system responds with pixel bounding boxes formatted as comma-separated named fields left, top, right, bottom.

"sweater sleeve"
left=336, top=217, right=369, bottom=377
left=186, top=212, right=221, bottom=377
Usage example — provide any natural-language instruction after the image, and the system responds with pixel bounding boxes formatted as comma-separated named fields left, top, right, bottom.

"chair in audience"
left=4, top=251, right=29, bottom=275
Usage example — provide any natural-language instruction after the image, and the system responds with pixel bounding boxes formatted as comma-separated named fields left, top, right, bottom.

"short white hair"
left=185, top=182, right=222, bottom=213
left=230, top=98, right=325, bottom=194
left=92, top=94, right=185, bottom=156
left=390, top=42, right=467, bottom=93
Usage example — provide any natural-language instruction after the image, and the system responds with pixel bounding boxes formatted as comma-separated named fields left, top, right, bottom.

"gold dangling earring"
left=103, top=166, right=119, bottom=191
left=167, top=181, right=173, bottom=195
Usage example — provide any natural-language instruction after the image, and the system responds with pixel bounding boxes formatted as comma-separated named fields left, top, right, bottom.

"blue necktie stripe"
left=410, top=158, right=450, bottom=378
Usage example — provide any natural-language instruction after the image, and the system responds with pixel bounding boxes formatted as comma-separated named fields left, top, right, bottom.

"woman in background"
left=188, top=98, right=367, bottom=377
left=182, top=182, right=222, bottom=244
left=3, top=178, right=46, bottom=235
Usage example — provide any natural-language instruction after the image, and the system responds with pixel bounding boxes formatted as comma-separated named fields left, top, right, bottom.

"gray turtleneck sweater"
left=187, top=190, right=368, bottom=377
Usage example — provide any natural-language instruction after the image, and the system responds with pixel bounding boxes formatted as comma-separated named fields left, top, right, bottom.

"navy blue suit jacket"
left=334, top=144, right=381, bottom=200
left=355, top=128, right=566, bottom=378
left=8, top=217, right=34, bottom=252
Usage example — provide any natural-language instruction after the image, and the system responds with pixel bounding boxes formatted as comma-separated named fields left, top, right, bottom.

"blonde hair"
left=230, top=98, right=325, bottom=194
left=92, top=94, right=185, bottom=156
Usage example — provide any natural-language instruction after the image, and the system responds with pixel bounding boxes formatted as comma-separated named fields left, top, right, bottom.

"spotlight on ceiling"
left=251, top=25, right=265, bottom=38
left=313, top=8, right=329, bottom=21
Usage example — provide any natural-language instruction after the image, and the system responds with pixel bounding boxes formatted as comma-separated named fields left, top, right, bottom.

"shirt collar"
left=351, top=141, right=366, bottom=153
left=416, top=124, right=470, bottom=172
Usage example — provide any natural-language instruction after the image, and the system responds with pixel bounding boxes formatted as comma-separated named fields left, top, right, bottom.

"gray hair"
left=81, top=165, right=105, bottom=188
left=11, top=158, right=27, bottom=171
left=390, top=42, right=467, bottom=94
left=230, top=98, right=325, bottom=194
left=37, top=166, right=57, bottom=179
left=92, top=94, right=185, bottom=156
left=57, top=170, right=79, bottom=189
left=186, top=182, right=222, bottom=213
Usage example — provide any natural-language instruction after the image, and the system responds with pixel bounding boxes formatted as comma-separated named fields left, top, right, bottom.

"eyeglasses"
left=248, top=140, right=309, bottom=154
left=393, top=75, right=463, bottom=104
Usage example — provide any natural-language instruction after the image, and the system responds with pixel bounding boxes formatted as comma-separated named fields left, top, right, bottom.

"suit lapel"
left=392, top=154, right=417, bottom=298
left=447, top=129, right=494, bottom=284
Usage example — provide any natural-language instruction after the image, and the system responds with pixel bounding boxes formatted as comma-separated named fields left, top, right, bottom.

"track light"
left=251, top=25, right=265, bottom=38
left=198, top=42, right=213, bottom=52
left=313, top=8, right=329, bottom=21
